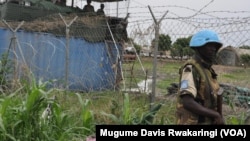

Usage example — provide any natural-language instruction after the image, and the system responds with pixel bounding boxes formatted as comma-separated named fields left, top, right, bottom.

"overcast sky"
left=67, top=0, right=250, bottom=46
left=129, top=0, right=250, bottom=11
left=68, top=0, right=250, bottom=17
left=68, top=0, right=250, bottom=27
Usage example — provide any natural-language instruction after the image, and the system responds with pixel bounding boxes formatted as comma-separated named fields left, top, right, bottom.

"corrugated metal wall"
left=0, top=28, right=121, bottom=91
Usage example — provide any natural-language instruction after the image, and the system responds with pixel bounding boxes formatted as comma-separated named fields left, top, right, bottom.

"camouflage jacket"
left=176, top=57, right=221, bottom=125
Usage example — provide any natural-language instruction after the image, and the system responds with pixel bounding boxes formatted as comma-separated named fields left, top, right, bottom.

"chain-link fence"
left=0, top=10, right=130, bottom=92
left=126, top=5, right=250, bottom=109
left=0, top=2, right=249, bottom=109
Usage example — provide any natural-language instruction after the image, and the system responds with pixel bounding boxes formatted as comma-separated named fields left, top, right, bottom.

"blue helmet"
left=189, top=29, right=223, bottom=48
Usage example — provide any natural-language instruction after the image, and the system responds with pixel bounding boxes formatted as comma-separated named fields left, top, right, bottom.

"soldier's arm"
left=181, top=94, right=224, bottom=124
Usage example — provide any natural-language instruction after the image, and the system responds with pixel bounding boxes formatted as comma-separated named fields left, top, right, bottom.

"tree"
left=240, top=54, right=250, bottom=66
left=171, top=36, right=193, bottom=60
left=239, top=45, right=250, bottom=49
left=151, top=34, right=172, bottom=51
left=127, top=38, right=141, bottom=53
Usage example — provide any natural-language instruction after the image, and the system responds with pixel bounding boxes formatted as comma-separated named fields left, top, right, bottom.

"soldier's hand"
left=213, top=114, right=225, bottom=125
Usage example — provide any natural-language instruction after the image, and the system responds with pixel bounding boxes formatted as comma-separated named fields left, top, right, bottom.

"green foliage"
left=222, top=74, right=236, bottom=79
left=0, top=52, right=14, bottom=92
left=0, top=57, right=249, bottom=140
left=171, top=44, right=183, bottom=59
left=170, top=36, right=194, bottom=59
left=227, top=113, right=247, bottom=125
left=173, top=37, right=190, bottom=48
left=139, top=103, right=162, bottom=125
left=101, top=93, right=162, bottom=125
left=0, top=78, right=47, bottom=140
left=133, top=42, right=142, bottom=53
left=128, top=37, right=142, bottom=53
left=152, top=34, right=172, bottom=51
left=239, top=45, right=250, bottom=49
left=0, top=78, right=97, bottom=141
left=240, top=54, right=250, bottom=66
left=122, top=93, right=131, bottom=124
left=159, top=34, right=172, bottom=51
left=183, top=47, right=194, bottom=58
left=75, top=93, right=95, bottom=135
left=101, top=93, right=135, bottom=124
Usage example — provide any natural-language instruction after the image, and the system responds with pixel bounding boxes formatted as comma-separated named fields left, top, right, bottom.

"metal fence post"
left=2, top=20, right=25, bottom=88
left=59, top=13, right=78, bottom=90
left=148, top=6, right=168, bottom=110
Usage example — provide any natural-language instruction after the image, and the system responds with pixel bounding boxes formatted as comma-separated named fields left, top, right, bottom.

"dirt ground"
left=213, top=64, right=250, bottom=89
left=213, top=64, right=246, bottom=74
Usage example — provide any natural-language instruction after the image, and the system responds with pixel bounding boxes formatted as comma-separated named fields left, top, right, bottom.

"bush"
left=240, top=54, right=250, bottom=66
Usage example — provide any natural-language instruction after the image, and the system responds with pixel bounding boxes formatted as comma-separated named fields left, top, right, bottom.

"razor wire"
left=0, top=6, right=249, bottom=97
left=127, top=8, right=250, bottom=109
left=0, top=13, right=127, bottom=92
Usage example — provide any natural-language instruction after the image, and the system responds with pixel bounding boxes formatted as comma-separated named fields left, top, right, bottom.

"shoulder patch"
left=180, top=80, right=188, bottom=89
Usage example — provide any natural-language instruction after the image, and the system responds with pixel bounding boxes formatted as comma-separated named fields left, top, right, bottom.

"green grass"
left=121, top=58, right=250, bottom=124
left=0, top=58, right=249, bottom=140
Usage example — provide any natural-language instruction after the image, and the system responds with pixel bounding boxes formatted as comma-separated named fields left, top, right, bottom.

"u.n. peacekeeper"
left=176, top=29, right=225, bottom=125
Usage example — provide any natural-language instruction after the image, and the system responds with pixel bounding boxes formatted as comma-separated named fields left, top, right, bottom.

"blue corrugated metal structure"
left=0, top=28, right=121, bottom=91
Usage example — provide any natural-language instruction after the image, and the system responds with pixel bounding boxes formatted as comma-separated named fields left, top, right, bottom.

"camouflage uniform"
left=176, top=56, right=221, bottom=125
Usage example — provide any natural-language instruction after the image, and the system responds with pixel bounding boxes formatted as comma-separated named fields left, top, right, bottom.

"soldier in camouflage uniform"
left=176, top=29, right=225, bottom=125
